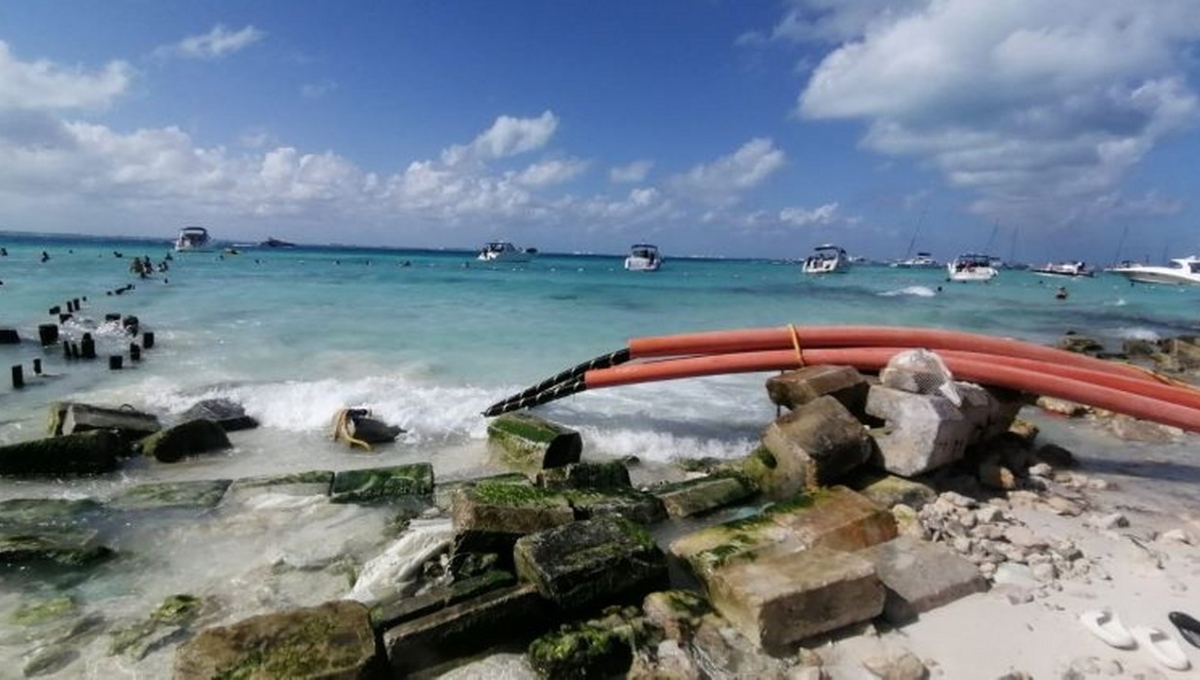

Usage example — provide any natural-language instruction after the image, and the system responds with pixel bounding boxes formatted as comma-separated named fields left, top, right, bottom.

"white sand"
left=817, top=411, right=1200, bottom=679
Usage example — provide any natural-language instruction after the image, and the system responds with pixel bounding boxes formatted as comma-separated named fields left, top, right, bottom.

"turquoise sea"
left=3, top=232, right=1200, bottom=483
left=2, top=232, right=1200, bottom=677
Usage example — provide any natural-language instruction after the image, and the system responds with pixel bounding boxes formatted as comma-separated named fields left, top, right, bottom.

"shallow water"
left=2, top=234, right=1200, bottom=676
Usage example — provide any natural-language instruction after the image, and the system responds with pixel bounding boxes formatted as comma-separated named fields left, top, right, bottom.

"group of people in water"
left=128, top=254, right=170, bottom=278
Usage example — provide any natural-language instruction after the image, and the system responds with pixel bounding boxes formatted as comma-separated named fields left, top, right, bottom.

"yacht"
left=1031, top=261, right=1094, bottom=278
left=801, top=244, right=852, bottom=274
left=1108, top=257, right=1200, bottom=286
left=624, top=244, right=662, bottom=272
left=947, top=253, right=998, bottom=282
left=477, top=241, right=537, bottom=263
left=892, top=252, right=940, bottom=269
left=174, top=226, right=212, bottom=252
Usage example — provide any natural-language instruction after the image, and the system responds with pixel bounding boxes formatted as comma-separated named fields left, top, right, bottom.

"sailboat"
left=892, top=206, right=939, bottom=268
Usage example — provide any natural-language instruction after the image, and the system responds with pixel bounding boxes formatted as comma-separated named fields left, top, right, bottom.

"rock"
left=536, top=460, right=632, bottom=489
left=330, top=463, right=433, bottom=504
left=978, top=457, right=1017, bottom=491
left=1033, top=443, right=1076, bottom=468
left=1160, top=336, right=1200, bottom=370
left=670, top=486, right=896, bottom=583
left=641, top=590, right=710, bottom=642
left=860, top=536, right=988, bottom=624
left=369, top=570, right=515, bottom=630
left=137, top=419, right=230, bottom=463
left=1090, top=512, right=1129, bottom=530
left=561, top=487, right=668, bottom=525
left=629, top=639, right=704, bottom=680
left=652, top=475, right=757, bottom=518
left=1104, top=415, right=1183, bottom=443
left=0, top=430, right=126, bottom=476
left=956, top=383, right=1025, bottom=444
left=1056, top=334, right=1105, bottom=354
left=0, top=526, right=113, bottom=567
left=862, top=650, right=929, bottom=680
left=50, top=402, right=161, bottom=440
left=1007, top=418, right=1040, bottom=445
left=487, top=412, right=582, bottom=473
left=450, top=479, right=575, bottom=564
left=1035, top=396, right=1088, bottom=417
left=108, top=479, right=231, bottom=511
left=179, top=398, right=258, bottom=432
left=765, top=365, right=870, bottom=419
left=848, top=472, right=939, bottom=511
left=174, top=600, right=379, bottom=679
left=760, top=395, right=874, bottom=496
left=528, top=609, right=644, bottom=679
left=514, top=516, right=668, bottom=612
left=866, top=386, right=972, bottom=476
left=706, top=545, right=884, bottom=652
left=382, top=584, right=555, bottom=677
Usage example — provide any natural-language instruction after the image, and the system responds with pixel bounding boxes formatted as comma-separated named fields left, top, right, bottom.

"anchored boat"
left=801, top=244, right=852, bottom=274
left=624, top=244, right=662, bottom=272
left=478, top=241, right=537, bottom=263
left=174, top=226, right=212, bottom=252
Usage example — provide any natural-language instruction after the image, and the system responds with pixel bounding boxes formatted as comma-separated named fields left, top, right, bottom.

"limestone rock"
left=760, top=395, right=873, bottom=497
left=866, top=386, right=971, bottom=477
left=137, top=419, right=230, bottom=463
left=0, top=430, right=126, bottom=476
left=652, top=475, right=757, bottom=518
left=765, top=365, right=870, bottom=418
left=487, top=412, right=582, bottom=473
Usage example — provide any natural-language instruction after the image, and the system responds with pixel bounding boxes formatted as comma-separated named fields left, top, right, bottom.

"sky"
left=1, top=0, right=1199, bottom=262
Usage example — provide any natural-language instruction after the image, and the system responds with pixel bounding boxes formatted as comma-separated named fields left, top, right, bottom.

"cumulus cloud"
left=609, top=159, right=653, bottom=183
left=160, top=25, right=265, bottom=60
left=0, top=41, right=131, bottom=111
left=512, top=158, right=589, bottom=187
left=441, top=111, right=558, bottom=166
left=780, top=202, right=840, bottom=227
left=773, top=0, right=1200, bottom=227
left=668, top=138, right=786, bottom=206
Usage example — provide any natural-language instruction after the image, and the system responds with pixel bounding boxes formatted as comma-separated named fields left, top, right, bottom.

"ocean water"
left=2, top=233, right=1200, bottom=677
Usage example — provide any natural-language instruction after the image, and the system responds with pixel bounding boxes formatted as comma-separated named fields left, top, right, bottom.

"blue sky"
left=1, top=1, right=1198, bottom=262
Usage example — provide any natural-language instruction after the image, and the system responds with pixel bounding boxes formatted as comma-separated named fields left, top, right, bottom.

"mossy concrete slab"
left=370, top=569, right=515, bottom=630
left=536, top=460, right=631, bottom=490
left=108, top=479, right=231, bottom=511
left=330, top=463, right=433, bottom=504
left=487, top=412, right=582, bottom=473
left=859, top=536, right=987, bottom=623
left=51, top=402, right=161, bottom=439
left=765, top=365, right=869, bottom=418
left=514, top=516, right=668, bottom=612
left=759, top=395, right=873, bottom=497
left=846, top=471, right=938, bottom=511
left=652, top=475, right=756, bottom=518
left=0, top=498, right=103, bottom=529
left=0, top=430, right=127, bottom=476
left=562, top=487, right=667, bottom=526
left=0, top=528, right=114, bottom=567
left=383, top=584, right=554, bottom=677
left=174, top=600, right=379, bottom=680
left=225, top=470, right=334, bottom=502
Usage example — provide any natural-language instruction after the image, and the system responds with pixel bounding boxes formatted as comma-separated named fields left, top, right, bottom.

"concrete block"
left=765, top=365, right=869, bottom=417
left=760, top=396, right=873, bottom=497
left=859, top=536, right=987, bottom=623
left=706, top=545, right=884, bottom=652
left=652, top=475, right=757, bottom=518
left=866, top=386, right=972, bottom=476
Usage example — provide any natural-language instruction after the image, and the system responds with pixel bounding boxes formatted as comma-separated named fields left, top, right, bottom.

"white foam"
left=347, top=518, right=455, bottom=604
left=1117, top=327, right=1161, bottom=341
left=880, top=285, right=937, bottom=297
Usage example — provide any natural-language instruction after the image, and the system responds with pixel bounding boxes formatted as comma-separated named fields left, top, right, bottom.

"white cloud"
left=162, top=25, right=265, bottom=60
left=0, top=41, right=131, bottom=111
left=301, top=79, right=337, bottom=99
left=512, top=158, right=588, bottom=187
left=668, top=138, right=786, bottom=206
left=780, top=202, right=840, bottom=227
left=783, top=0, right=1200, bottom=228
left=441, top=111, right=558, bottom=166
left=609, top=159, right=653, bottom=183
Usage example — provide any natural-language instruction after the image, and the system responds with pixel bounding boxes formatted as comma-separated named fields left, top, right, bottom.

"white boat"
left=1108, top=256, right=1200, bottom=286
left=174, top=226, right=212, bottom=252
left=801, top=244, right=852, bottom=274
left=947, top=253, right=998, bottom=282
left=624, top=244, right=662, bottom=272
left=892, top=252, right=940, bottom=269
left=1031, top=261, right=1094, bottom=278
left=477, top=241, right=537, bottom=263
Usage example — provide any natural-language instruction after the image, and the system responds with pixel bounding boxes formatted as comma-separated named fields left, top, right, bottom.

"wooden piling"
left=129, top=343, right=141, bottom=362
left=80, top=333, right=96, bottom=360
left=11, top=365, right=24, bottom=389
left=38, top=324, right=59, bottom=346
left=143, top=331, right=155, bottom=349
left=108, top=355, right=123, bottom=370
left=33, top=358, right=42, bottom=375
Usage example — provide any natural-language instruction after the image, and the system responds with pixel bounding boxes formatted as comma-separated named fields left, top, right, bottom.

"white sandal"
left=1080, top=609, right=1136, bottom=649
left=1132, top=626, right=1191, bottom=671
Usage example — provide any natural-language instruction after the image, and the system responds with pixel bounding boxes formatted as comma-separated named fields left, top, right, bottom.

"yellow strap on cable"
left=788, top=323, right=804, bottom=367
left=332, top=408, right=373, bottom=452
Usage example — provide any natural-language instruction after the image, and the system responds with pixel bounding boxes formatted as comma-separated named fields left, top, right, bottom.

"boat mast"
left=903, top=205, right=927, bottom=259
left=1112, top=224, right=1129, bottom=267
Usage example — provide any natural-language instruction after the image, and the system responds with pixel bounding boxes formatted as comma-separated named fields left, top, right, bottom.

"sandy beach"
left=804, top=409, right=1200, bottom=680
